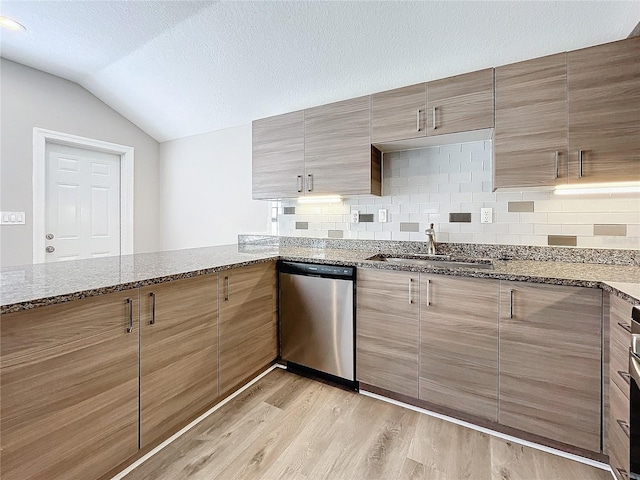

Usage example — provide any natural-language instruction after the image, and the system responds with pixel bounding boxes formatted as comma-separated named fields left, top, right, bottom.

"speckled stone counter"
left=2, top=243, right=639, bottom=314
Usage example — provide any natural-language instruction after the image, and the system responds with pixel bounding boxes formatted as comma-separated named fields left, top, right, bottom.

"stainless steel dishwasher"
left=279, top=261, right=355, bottom=384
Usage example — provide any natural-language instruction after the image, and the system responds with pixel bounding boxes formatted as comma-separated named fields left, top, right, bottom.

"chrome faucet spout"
left=425, top=223, right=436, bottom=255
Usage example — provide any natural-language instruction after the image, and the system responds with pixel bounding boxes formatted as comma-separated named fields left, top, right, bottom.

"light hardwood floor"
left=121, top=368, right=610, bottom=480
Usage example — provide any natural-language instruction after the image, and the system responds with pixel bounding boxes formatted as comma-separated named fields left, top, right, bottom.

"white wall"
left=159, top=124, right=269, bottom=250
left=0, top=59, right=160, bottom=267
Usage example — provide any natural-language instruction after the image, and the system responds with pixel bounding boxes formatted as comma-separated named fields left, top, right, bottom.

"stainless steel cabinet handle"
left=416, top=109, right=420, bottom=131
left=617, top=370, right=631, bottom=385
left=307, top=174, right=313, bottom=192
left=432, top=107, right=437, bottom=130
left=408, top=278, right=413, bottom=305
left=224, top=276, right=230, bottom=301
left=554, top=151, right=559, bottom=179
left=578, top=150, right=584, bottom=178
left=126, top=298, right=133, bottom=333
left=617, top=418, right=630, bottom=439
left=297, top=175, right=303, bottom=193
left=618, top=321, right=632, bottom=333
left=425, top=278, right=430, bottom=306
left=149, top=292, right=156, bottom=325
left=509, top=289, right=514, bottom=319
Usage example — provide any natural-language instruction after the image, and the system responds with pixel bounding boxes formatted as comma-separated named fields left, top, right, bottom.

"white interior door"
left=45, top=143, right=121, bottom=262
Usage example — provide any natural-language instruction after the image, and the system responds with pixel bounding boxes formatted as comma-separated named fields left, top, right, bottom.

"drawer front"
left=609, top=381, right=630, bottom=477
left=611, top=319, right=631, bottom=397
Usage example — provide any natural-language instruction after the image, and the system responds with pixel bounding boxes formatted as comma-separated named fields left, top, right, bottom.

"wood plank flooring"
left=120, top=368, right=610, bottom=480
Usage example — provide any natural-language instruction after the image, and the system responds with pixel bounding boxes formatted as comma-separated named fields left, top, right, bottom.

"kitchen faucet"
left=425, top=223, right=436, bottom=255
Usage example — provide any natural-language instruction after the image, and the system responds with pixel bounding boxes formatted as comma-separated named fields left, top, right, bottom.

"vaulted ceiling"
left=1, top=1, right=638, bottom=142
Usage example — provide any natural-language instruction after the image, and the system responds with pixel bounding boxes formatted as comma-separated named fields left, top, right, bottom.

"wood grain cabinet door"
left=494, top=53, right=568, bottom=189
left=305, top=96, right=381, bottom=196
left=567, top=36, right=640, bottom=184
left=219, top=261, right=277, bottom=395
left=371, top=83, right=427, bottom=143
left=419, top=275, right=499, bottom=421
left=356, top=268, right=419, bottom=397
left=0, top=290, right=139, bottom=480
left=498, top=281, right=602, bottom=452
left=140, top=274, right=218, bottom=448
left=252, top=110, right=305, bottom=199
left=426, top=68, right=495, bottom=136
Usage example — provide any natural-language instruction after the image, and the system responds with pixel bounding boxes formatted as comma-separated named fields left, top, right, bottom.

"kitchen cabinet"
left=356, top=268, right=419, bottom=397
left=305, top=96, right=381, bottom=196
left=419, top=275, right=499, bottom=421
left=371, top=83, right=427, bottom=143
left=498, top=281, right=602, bottom=452
left=494, top=53, right=568, bottom=189
left=252, top=110, right=305, bottom=199
left=608, top=295, right=632, bottom=480
left=219, top=261, right=278, bottom=395
left=0, top=290, right=139, bottom=480
left=140, top=274, right=218, bottom=448
left=426, top=68, right=494, bottom=135
left=567, top=36, right=640, bottom=184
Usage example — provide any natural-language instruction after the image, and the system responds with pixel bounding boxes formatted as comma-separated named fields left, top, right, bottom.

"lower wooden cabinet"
left=140, top=274, right=219, bottom=448
left=498, top=281, right=602, bottom=452
left=356, top=268, right=420, bottom=397
left=419, top=275, right=499, bottom=421
left=219, top=261, right=278, bottom=394
left=0, top=290, right=139, bottom=480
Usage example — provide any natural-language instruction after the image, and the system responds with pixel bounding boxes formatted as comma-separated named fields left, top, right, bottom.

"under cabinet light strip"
left=297, top=195, right=343, bottom=204
left=359, top=389, right=610, bottom=472
left=110, top=364, right=281, bottom=480
left=554, top=182, right=640, bottom=195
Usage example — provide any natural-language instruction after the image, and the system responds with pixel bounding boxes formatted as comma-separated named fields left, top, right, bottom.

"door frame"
left=33, top=128, right=134, bottom=263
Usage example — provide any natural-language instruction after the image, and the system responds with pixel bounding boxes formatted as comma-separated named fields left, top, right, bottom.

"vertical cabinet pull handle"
left=618, top=370, right=631, bottom=385
left=416, top=109, right=420, bottom=131
left=224, top=276, right=230, bottom=301
left=554, top=151, right=559, bottom=179
left=149, top=292, right=156, bottom=325
left=509, top=289, right=514, bottom=319
left=615, top=467, right=628, bottom=480
left=126, top=298, right=133, bottom=333
left=617, top=418, right=630, bottom=439
left=618, top=322, right=632, bottom=333
left=408, top=278, right=413, bottom=305
left=578, top=150, right=584, bottom=178
left=432, top=107, right=437, bottom=130
left=425, top=278, right=431, bottom=306
left=296, top=175, right=303, bottom=193
left=307, top=174, right=313, bottom=192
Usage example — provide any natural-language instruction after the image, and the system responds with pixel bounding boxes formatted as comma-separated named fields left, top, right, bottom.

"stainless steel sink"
left=367, top=254, right=494, bottom=270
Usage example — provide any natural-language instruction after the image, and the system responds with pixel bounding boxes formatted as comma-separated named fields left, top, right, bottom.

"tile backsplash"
left=275, top=141, right=640, bottom=250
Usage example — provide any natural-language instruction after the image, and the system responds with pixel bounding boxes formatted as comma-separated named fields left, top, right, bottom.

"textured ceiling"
left=1, top=1, right=638, bottom=142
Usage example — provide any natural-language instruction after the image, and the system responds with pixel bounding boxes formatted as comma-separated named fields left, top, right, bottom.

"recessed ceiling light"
left=0, top=16, right=26, bottom=31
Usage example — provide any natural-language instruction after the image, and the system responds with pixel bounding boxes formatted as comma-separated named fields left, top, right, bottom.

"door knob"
left=46, top=246, right=55, bottom=253
left=46, top=233, right=54, bottom=240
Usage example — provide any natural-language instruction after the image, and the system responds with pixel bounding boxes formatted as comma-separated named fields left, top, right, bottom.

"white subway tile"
left=461, top=141, right=485, bottom=152
left=438, top=183, right=460, bottom=194
left=401, top=203, right=420, bottom=214
left=320, top=222, right=336, bottom=230
left=518, top=235, right=547, bottom=246
left=418, top=185, right=439, bottom=195
left=471, top=192, right=497, bottom=203
left=534, top=200, right=564, bottom=213
left=534, top=224, right=563, bottom=235
left=374, top=231, right=392, bottom=240
left=472, top=170, right=492, bottom=183
left=471, top=150, right=491, bottom=163
left=561, top=224, right=593, bottom=236
left=448, top=233, right=474, bottom=243
left=357, top=231, right=375, bottom=240
left=440, top=144, right=462, bottom=154
left=519, top=212, right=548, bottom=224
left=508, top=223, right=534, bottom=235
left=495, top=234, right=522, bottom=245
left=440, top=162, right=461, bottom=174
left=366, top=222, right=383, bottom=232
left=450, top=172, right=473, bottom=184
left=391, top=231, right=411, bottom=241
left=409, top=232, right=427, bottom=242
left=495, top=212, right=520, bottom=224
left=521, top=190, right=552, bottom=201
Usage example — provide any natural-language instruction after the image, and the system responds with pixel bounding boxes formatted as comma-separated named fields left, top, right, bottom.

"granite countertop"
left=2, top=243, right=639, bottom=314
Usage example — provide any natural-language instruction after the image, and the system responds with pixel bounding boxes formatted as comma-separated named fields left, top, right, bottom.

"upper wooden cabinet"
left=219, top=261, right=278, bottom=395
left=567, top=36, right=640, bottom=184
left=305, top=96, right=381, bottom=196
left=427, top=68, right=495, bottom=136
left=1, top=290, right=139, bottom=480
left=494, top=53, right=568, bottom=189
left=356, top=268, right=420, bottom=397
left=140, top=274, right=218, bottom=449
left=371, top=83, right=427, bottom=143
left=419, top=275, right=499, bottom=421
left=498, top=282, right=602, bottom=452
left=252, top=110, right=305, bottom=199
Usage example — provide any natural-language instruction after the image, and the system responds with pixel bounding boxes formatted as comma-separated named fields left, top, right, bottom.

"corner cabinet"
left=219, top=261, right=278, bottom=395
left=252, top=110, right=305, bottom=199
left=139, top=274, right=219, bottom=448
left=1, top=290, right=139, bottom=480
left=494, top=53, right=568, bottom=189
left=356, top=268, right=419, bottom=397
left=567, top=36, right=640, bottom=184
left=498, top=281, right=602, bottom=452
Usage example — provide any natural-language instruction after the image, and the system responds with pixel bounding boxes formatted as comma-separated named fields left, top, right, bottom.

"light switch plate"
left=1, top=211, right=26, bottom=225
left=351, top=210, right=360, bottom=223
left=378, top=209, right=388, bottom=222
left=480, top=208, right=493, bottom=224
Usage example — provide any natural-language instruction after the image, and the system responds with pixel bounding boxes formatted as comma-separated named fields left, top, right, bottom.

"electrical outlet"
left=378, top=209, right=388, bottom=223
left=480, top=208, right=493, bottom=224
left=351, top=210, right=360, bottom=223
